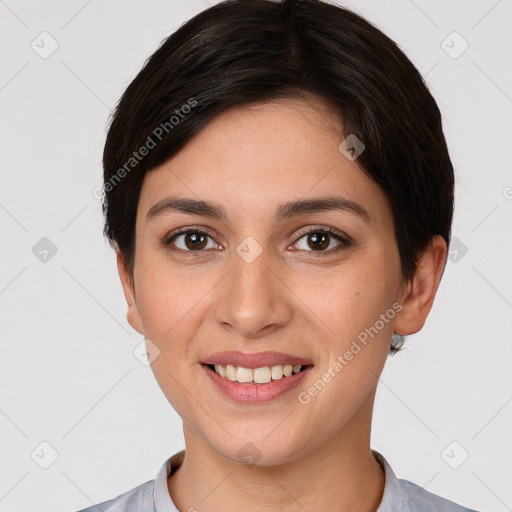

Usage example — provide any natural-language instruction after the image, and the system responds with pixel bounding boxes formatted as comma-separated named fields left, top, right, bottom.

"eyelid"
left=162, top=224, right=353, bottom=254
left=162, top=225, right=224, bottom=247
left=290, top=224, right=353, bottom=247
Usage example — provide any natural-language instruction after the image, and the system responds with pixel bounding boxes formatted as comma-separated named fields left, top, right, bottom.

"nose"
left=214, top=243, right=293, bottom=339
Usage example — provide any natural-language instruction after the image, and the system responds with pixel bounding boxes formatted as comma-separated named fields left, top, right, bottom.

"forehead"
left=138, top=97, right=391, bottom=227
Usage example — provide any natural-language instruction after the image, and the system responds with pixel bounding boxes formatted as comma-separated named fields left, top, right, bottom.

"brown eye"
left=182, top=232, right=208, bottom=250
left=306, top=232, right=331, bottom=251
left=292, top=228, right=351, bottom=254
left=165, top=229, right=219, bottom=252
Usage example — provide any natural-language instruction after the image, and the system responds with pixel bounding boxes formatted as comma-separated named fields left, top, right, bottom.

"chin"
left=210, top=434, right=307, bottom=468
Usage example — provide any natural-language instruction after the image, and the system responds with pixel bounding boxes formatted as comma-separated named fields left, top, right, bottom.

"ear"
left=394, top=235, right=447, bottom=336
left=116, top=250, right=144, bottom=335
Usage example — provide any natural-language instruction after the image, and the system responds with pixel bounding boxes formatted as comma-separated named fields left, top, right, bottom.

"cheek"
left=292, top=264, right=399, bottom=432
left=290, top=253, right=401, bottom=349
left=134, top=259, right=213, bottom=355
left=134, top=263, right=214, bottom=419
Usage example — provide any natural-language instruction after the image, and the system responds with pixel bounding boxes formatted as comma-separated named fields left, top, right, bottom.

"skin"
left=117, top=96, right=447, bottom=512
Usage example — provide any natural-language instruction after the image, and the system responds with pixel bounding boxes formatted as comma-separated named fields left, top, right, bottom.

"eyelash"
left=161, top=225, right=352, bottom=257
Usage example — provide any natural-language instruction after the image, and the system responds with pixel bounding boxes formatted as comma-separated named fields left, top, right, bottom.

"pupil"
left=308, top=232, right=329, bottom=251
left=186, top=232, right=207, bottom=250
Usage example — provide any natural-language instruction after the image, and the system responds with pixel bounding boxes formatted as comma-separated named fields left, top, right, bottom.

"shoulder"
left=373, top=450, right=480, bottom=512
left=72, top=451, right=183, bottom=512
left=396, top=477, right=480, bottom=512
left=73, top=478, right=155, bottom=512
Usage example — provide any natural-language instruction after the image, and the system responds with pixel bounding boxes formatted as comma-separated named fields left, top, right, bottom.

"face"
left=118, top=97, right=421, bottom=465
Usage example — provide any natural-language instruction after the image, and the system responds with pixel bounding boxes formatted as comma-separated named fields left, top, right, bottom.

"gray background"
left=1, top=1, right=511, bottom=511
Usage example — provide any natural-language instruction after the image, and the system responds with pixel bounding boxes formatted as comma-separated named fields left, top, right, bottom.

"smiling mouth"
left=203, top=363, right=313, bottom=385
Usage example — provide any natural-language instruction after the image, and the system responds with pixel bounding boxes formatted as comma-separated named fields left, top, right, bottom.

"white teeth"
left=253, top=367, right=272, bottom=383
left=214, top=364, right=226, bottom=378
left=237, top=366, right=253, bottom=383
left=271, top=364, right=283, bottom=380
left=210, top=363, right=305, bottom=384
left=225, top=364, right=237, bottom=381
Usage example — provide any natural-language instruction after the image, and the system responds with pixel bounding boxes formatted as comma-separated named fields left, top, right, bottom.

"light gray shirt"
left=74, top=450, right=479, bottom=512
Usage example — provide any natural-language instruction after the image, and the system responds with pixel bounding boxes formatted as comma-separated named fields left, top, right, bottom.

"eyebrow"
left=146, top=195, right=370, bottom=223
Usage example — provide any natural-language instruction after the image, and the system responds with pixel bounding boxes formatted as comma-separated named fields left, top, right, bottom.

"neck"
left=168, top=393, right=385, bottom=512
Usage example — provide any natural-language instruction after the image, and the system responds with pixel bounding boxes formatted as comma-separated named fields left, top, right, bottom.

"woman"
left=76, top=0, right=479, bottom=510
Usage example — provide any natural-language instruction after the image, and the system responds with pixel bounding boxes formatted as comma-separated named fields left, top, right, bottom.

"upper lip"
left=202, top=351, right=314, bottom=369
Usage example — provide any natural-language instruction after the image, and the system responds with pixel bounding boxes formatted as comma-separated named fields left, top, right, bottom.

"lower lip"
left=202, top=364, right=313, bottom=404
